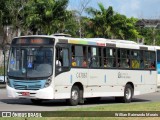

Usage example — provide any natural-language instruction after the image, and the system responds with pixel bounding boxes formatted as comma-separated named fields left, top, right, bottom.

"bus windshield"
left=157, top=50, right=160, bottom=63
left=8, top=47, right=53, bottom=78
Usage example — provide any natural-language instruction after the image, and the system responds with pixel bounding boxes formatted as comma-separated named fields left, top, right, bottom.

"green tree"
left=0, top=0, right=12, bottom=45
left=7, top=0, right=28, bottom=36
left=62, top=10, right=79, bottom=37
left=86, top=3, right=114, bottom=38
left=137, top=27, right=160, bottom=45
left=85, top=3, right=139, bottom=40
left=0, top=0, right=28, bottom=44
left=112, top=14, right=139, bottom=40
left=24, top=0, right=69, bottom=35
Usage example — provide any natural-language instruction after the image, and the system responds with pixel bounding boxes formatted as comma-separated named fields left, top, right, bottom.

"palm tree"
left=85, top=3, right=139, bottom=40
left=24, top=0, right=69, bottom=35
left=86, top=3, right=114, bottom=38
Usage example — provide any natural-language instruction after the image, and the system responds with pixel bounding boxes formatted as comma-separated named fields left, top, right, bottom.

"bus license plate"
left=22, top=92, right=30, bottom=96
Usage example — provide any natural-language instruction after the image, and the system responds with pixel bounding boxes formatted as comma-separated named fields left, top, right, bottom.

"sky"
left=68, top=0, right=160, bottom=19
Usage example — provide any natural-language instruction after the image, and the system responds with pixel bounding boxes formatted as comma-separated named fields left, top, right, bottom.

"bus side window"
left=71, top=46, right=76, bottom=67
left=104, top=48, right=116, bottom=68
left=56, top=48, right=69, bottom=67
left=117, top=49, right=120, bottom=67
left=71, top=45, right=87, bottom=68
left=118, top=49, right=130, bottom=68
left=88, top=47, right=91, bottom=65
left=131, top=50, right=140, bottom=69
left=139, top=51, right=144, bottom=69
left=56, top=46, right=70, bottom=75
left=56, top=47, right=62, bottom=67
left=71, top=46, right=82, bottom=67
left=82, top=46, right=87, bottom=67
left=149, top=52, right=156, bottom=69
left=89, top=47, right=101, bottom=68
left=144, top=51, right=155, bottom=69
left=62, top=49, right=69, bottom=67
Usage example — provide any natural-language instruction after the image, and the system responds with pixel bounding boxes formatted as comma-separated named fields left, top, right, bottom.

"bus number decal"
left=118, top=72, right=131, bottom=79
left=76, top=72, right=87, bottom=78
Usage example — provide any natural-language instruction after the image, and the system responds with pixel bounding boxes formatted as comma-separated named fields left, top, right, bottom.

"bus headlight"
left=44, top=77, right=52, bottom=88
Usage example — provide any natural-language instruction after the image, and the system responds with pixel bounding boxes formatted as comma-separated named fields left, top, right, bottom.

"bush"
left=0, top=66, right=5, bottom=76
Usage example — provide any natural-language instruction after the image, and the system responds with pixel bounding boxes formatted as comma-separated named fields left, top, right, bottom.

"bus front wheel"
left=115, top=84, right=133, bottom=103
left=67, top=86, right=80, bottom=106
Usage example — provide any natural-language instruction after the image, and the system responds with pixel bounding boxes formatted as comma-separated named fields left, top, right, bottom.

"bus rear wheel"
left=115, top=84, right=133, bottom=103
left=67, top=86, right=80, bottom=106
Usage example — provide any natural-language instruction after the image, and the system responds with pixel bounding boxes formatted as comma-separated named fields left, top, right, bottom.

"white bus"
left=154, top=46, right=160, bottom=88
left=7, top=35, right=157, bottom=106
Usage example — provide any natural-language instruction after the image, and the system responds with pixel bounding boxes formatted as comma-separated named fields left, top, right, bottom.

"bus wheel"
left=115, top=84, right=133, bottom=103
left=30, top=99, right=42, bottom=104
left=124, top=84, right=133, bottom=103
left=67, top=86, right=80, bottom=106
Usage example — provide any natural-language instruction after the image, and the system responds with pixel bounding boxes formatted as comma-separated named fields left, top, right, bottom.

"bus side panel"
left=134, top=85, right=157, bottom=95
left=54, top=68, right=157, bottom=99
left=54, top=69, right=88, bottom=99
left=88, top=69, right=118, bottom=86
left=144, top=70, right=157, bottom=84
left=117, top=70, right=157, bottom=95
left=117, top=70, right=157, bottom=85
left=87, top=69, right=157, bottom=97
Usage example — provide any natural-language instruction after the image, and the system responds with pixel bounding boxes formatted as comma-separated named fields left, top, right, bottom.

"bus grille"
left=12, top=80, right=46, bottom=90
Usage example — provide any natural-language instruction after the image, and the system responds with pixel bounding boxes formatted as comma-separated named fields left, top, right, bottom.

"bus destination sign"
left=12, top=37, right=54, bottom=45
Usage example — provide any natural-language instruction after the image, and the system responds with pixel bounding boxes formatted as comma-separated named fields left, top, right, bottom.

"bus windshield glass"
left=8, top=47, right=53, bottom=78
left=157, top=50, right=160, bottom=63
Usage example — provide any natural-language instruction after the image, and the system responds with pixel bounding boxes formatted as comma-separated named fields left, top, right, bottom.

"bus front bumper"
left=7, top=85, right=54, bottom=99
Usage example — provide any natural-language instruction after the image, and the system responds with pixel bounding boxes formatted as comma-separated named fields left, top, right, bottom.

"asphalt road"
left=0, top=88, right=160, bottom=111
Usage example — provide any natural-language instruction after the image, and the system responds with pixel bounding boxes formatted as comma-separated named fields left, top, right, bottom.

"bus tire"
left=115, top=84, right=133, bottom=103
left=67, top=86, right=80, bottom=106
left=123, top=84, right=133, bottom=103
left=30, top=99, right=42, bottom=104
